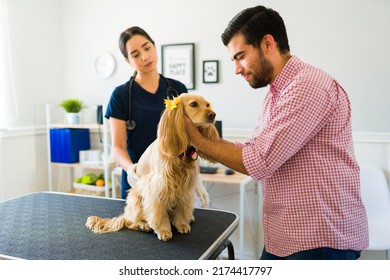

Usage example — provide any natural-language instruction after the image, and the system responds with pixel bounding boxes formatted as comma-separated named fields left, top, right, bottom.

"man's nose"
left=234, top=61, right=243, bottom=75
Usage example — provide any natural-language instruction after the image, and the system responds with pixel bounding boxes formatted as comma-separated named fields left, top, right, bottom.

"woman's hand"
left=127, top=163, right=139, bottom=187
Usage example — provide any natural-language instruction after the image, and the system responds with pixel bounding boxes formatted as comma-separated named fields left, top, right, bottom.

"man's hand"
left=184, top=116, right=201, bottom=147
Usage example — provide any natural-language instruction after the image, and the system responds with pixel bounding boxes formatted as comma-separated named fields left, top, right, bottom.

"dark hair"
left=119, top=26, right=155, bottom=59
left=221, top=6, right=290, bottom=54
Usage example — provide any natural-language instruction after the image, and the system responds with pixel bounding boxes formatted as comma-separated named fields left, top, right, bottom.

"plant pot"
left=66, top=112, right=80, bottom=124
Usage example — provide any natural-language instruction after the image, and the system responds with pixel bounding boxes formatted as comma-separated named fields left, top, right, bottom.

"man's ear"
left=262, top=34, right=276, bottom=53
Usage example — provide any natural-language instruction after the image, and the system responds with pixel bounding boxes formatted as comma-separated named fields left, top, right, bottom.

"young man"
left=185, top=5, right=369, bottom=260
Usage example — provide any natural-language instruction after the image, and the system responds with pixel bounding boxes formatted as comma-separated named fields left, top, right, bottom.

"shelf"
left=73, top=183, right=112, bottom=197
left=46, top=103, right=112, bottom=198
left=51, top=161, right=116, bottom=170
left=49, top=123, right=101, bottom=129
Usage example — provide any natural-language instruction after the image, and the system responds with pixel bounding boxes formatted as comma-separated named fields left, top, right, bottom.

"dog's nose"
left=208, top=112, right=216, bottom=121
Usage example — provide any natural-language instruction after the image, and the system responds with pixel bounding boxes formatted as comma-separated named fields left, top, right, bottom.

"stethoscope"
left=126, top=71, right=179, bottom=131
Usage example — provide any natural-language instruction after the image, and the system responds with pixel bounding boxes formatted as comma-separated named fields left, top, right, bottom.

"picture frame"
left=161, top=43, right=195, bottom=90
left=202, top=60, right=219, bottom=83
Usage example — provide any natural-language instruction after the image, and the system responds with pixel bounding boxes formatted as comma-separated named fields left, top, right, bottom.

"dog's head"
left=158, top=94, right=219, bottom=162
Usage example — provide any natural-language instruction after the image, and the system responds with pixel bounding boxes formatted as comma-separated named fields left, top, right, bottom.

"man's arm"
left=185, top=117, right=248, bottom=175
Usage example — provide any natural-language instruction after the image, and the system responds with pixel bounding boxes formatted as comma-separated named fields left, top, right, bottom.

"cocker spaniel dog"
left=86, top=94, right=219, bottom=241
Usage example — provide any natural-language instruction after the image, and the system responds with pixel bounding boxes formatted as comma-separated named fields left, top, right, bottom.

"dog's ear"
left=158, top=101, right=189, bottom=157
left=197, top=124, right=220, bottom=163
left=198, top=124, right=219, bottom=142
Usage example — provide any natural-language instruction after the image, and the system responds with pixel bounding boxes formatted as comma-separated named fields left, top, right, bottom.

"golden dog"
left=85, top=94, right=219, bottom=241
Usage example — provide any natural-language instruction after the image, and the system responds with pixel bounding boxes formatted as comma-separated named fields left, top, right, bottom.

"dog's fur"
left=85, top=94, right=219, bottom=241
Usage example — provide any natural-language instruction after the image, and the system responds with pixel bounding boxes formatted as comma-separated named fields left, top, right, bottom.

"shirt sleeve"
left=243, top=78, right=337, bottom=180
left=105, top=85, right=129, bottom=121
left=170, top=79, right=188, bottom=95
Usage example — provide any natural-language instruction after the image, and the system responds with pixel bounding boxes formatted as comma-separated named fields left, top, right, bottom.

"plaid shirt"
left=239, top=56, right=369, bottom=257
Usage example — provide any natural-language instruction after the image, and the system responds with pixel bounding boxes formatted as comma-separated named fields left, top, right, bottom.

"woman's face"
left=125, top=34, right=158, bottom=74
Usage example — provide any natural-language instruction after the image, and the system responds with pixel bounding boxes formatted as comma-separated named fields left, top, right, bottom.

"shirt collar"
left=270, top=55, right=302, bottom=95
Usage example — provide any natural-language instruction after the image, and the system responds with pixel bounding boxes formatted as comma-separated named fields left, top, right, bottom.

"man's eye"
left=190, top=102, right=198, bottom=108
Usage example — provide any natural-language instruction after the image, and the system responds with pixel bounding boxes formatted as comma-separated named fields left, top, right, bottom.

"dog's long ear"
left=158, top=101, right=189, bottom=157
left=197, top=124, right=220, bottom=163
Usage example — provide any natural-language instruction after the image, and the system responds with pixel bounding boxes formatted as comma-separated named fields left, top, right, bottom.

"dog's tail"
left=86, top=188, right=150, bottom=234
left=85, top=215, right=130, bottom=233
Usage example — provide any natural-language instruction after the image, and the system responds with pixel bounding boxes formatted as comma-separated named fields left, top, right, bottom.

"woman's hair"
left=119, top=26, right=155, bottom=59
left=221, top=5, right=290, bottom=54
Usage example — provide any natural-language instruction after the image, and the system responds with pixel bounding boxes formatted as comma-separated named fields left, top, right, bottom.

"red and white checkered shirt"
left=238, top=56, right=369, bottom=257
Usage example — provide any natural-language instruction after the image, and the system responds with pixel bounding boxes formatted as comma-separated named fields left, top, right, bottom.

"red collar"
left=179, top=146, right=198, bottom=161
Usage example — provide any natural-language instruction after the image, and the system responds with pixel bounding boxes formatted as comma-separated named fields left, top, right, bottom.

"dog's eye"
left=190, top=102, right=198, bottom=108
left=207, top=103, right=210, bottom=108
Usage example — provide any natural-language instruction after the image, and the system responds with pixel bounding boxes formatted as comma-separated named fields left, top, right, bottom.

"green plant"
left=60, top=99, right=84, bottom=113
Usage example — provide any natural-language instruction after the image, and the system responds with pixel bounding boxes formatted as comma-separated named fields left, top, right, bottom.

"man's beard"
left=248, top=50, right=273, bottom=89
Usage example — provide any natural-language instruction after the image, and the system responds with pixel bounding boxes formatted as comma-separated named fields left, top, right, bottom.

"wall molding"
left=1, top=126, right=390, bottom=144
left=0, top=125, right=105, bottom=139
left=223, top=129, right=251, bottom=142
left=352, top=132, right=390, bottom=144
left=0, top=125, right=46, bottom=139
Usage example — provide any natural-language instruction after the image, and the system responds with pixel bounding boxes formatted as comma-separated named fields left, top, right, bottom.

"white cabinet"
left=45, top=104, right=114, bottom=197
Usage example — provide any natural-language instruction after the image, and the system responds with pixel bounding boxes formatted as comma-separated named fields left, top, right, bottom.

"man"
left=185, top=5, right=369, bottom=260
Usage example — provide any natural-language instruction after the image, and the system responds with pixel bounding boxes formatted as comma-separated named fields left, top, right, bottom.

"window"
left=0, top=0, right=18, bottom=129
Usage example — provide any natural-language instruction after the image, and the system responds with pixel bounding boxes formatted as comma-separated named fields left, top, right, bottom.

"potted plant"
left=60, top=99, right=84, bottom=124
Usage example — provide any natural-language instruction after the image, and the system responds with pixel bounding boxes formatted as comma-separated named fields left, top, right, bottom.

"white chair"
left=360, top=166, right=390, bottom=259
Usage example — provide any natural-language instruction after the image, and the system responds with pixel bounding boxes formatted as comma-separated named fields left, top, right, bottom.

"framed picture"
left=161, top=43, right=195, bottom=90
left=203, top=60, right=219, bottom=83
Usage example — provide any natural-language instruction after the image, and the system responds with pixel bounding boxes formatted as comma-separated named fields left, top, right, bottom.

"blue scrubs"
left=105, top=74, right=187, bottom=198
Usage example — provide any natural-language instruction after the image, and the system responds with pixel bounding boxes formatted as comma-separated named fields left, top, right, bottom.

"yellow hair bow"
left=164, top=97, right=180, bottom=111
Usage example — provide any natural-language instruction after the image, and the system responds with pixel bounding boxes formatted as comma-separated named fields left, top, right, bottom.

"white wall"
left=5, top=0, right=390, bottom=132
left=6, top=0, right=63, bottom=127
left=0, top=127, right=48, bottom=200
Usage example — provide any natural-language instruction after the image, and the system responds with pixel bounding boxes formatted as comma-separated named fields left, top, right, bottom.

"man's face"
left=227, top=34, right=273, bottom=89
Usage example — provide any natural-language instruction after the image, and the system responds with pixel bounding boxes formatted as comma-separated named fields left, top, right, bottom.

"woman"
left=105, top=26, right=188, bottom=199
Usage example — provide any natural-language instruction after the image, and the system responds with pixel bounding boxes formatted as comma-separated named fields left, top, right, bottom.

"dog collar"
left=179, top=146, right=198, bottom=161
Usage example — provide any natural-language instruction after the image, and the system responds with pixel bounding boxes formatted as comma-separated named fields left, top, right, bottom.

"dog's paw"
left=127, top=219, right=152, bottom=232
left=176, top=223, right=191, bottom=234
left=139, top=221, right=152, bottom=232
left=156, top=229, right=173, bottom=241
